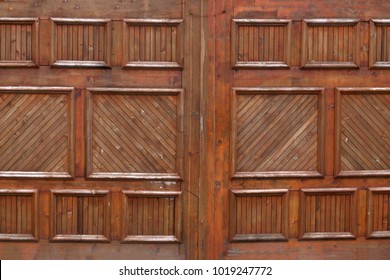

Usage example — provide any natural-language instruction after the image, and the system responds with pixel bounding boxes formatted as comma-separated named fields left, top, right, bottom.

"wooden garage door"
left=1, top=0, right=390, bottom=260
left=209, top=0, right=390, bottom=259
left=0, top=0, right=204, bottom=259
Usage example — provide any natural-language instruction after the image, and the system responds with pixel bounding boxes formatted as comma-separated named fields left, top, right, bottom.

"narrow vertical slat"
left=145, top=25, right=151, bottom=61
left=271, top=196, right=277, bottom=233
left=26, top=195, right=32, bottom=234
left=139, top=25, right=145, bottom=61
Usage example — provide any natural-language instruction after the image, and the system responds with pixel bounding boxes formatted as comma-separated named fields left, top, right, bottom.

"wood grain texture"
left=0, top=87, right=74, bottom=178
left=0, top=189, right=38, bottom=241
left=369, top=19, right=390, bottom=69
left=123, top=19, right=183, bottom=69
left=232, top=19, right=291, bottom=69
left=51, top=18, right=111, bottom=68
left=301, top=19, right=360, bottom=69
left=367, top=187, right=390, bottom=238
left=50, top=190, right=110, bottom=242
left=300, top=188, right=357, bottom=240
left=122, top=191, right=181, bottom=243
left=86, top=88, right=183, bottom=180
left=0, top=18, right=39, bottom=67
left=232, top=87, right=325, bottom=178
left=231, top=189, right=289, bottom=242
left=335, top=88, right=390, bottom=177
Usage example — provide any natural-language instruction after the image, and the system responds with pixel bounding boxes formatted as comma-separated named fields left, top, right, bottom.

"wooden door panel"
left=0, top=0, right=197, bottom=260
left=212, top=0, right=390, bottom=259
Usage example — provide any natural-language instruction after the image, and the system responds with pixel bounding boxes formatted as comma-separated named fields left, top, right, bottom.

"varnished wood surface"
left=1, top=0, right=390, bottom=260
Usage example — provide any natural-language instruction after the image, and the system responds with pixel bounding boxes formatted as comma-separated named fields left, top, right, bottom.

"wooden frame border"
left=122, top=19, right=183, bottom=69
left=0, top=18, right=39, bottom=68
left=0, top=86, right=75, bottom=179
left=86, top=88, right=184, bottom=180
left=0, top=189, right=38, bottom=241
left=335, top=88, right=390, bottom=177
left=50, top=18, right=111, bottom=68
left=50, top=189, right=111, bottom=242
left=231, top=87, right=325, bottom=178
left=230, top=189, right=289, bottom=242
left=299, top=188, right=357, bottom=240
left=231, top=19, right=291, bottom=69
left=369, top=19, right=390, bottom=69
left=367, top=187, right=390, bottom=239
left=122, top=190, right=182, bottom=243
left=301, top=19, right=360, bottom=69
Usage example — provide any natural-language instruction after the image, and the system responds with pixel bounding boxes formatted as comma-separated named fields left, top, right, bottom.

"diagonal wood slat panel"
left=337, top=89, right=390, bottom=176
left=0, top=87, right=74, bottom=178
left=87, top=88, right=182, bottom=179
left=232, top=88, right=324, bottom=178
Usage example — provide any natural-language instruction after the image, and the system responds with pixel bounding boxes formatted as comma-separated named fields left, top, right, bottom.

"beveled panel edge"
left=85, top=88, right=184, bottom=180
left=299, top=188, right=357, bottom=240
left=0, top=87, right=75, bottom=179
left=335, top=88, right=390, bottom=177
left=121, top=190, right=182, bottom=243
left=50, top=189, right=111, bottom=242
left=0, top=189, right=38, bottom=241
left=230, top=189, right=289, bottom=242
left=231, top=87, right=325, bottom=179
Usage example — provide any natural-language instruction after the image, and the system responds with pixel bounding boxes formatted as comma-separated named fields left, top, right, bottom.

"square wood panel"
left=51, top=18, right=111, bottom=68
left=231, top=87, right=325, bottom=178
left=232, top=19, right=291, bottom=69
left=123, top=19, right=183, bottom=69
left=51, top=190, right=110, bottom=242
left=231, top=189, right=289, bottom=242
left=301, top=19, right=360, bottom=69
left=86, top=88, right=183, bottom=180
left=0, top=189, right=38, bottom=241
left=300, top=188, right=357, bottom=240
left=0, top=87, right=74, bottom=178
left=0, top=18, right=39, bottom=67
left=122, top=191, right=181, bottom=243
left=335, top=88, right=390, bottom=177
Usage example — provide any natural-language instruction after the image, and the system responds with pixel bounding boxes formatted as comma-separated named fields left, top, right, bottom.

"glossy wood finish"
left=1, top=0, right=390, bottom=260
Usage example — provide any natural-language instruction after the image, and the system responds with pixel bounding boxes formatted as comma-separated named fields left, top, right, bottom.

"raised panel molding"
left=232, top=19, right=291, bottom=69
left=86, top=88, right=183, bottom=180
left=335, top=88, right=390, bottom=177
left=230, top=189, right=289, bottom=242
left=123, top=19, right=183, bottom=69
left=122, top=191, right=181, bottom=243
left=51, top=18, right=111, bottom=68
left=0, top=18, right=39, bottom=68
left=367, top=188, right=390, bottom=238
left=0, top=87, right=75, bottom=178
left=231, top=87, right=325, bottom=178
left=0, top=189, right=38, bottom=241
left=50, top=190, right=110, bottom=242
left=370, top=19, right=390, bottom=69
left=302, top=19, right=360, bottom=69
left=300, top=188, right=357, bottom=240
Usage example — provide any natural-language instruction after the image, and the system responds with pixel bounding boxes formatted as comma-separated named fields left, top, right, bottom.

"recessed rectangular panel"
left=231, top=189, right=289, bottom=242
left=51, top=18, right=111, bottom=68
left=0, top=18, right=39, bottom=67
left=302, top=19, right=360, bottom=69
left=370, top=20, right=390, bottom=69
left=122, top=191, right=181, bottom=243
left=0, top=87, right=74, bottom=178
left=51, top=190, right=110, bottom=242
left=123, top=19, right=183, bottom=69
left=367, top=188, right=390, bottom=238
left=87, top=88, right=183, bottom=180
left=232, top=19, right=291, bottom=69
left=300, top=188, right=357, bottom=240
left=0, top=189, right=38, bottom=241
left=232, top=87, right=324, bottom=178
left=335, top=88, right=390, bottom=177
